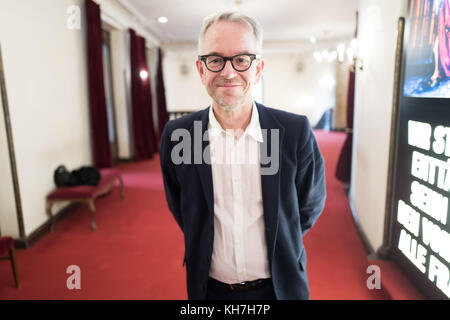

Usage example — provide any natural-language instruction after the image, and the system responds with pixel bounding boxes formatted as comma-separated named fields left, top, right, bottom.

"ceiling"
left=119, top=0, right=359, bottom=46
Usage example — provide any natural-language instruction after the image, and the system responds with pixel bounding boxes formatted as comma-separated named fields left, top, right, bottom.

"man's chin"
left=214, top=97, right=247, bottom=111
left=217, top=103, right=242, bottom=111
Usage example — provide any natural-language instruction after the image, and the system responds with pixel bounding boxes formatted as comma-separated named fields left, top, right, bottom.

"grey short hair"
left=198, top=12, right=263, bottom=55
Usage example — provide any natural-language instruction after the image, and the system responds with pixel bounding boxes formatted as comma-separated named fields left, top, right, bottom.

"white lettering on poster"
left=408, top=120, right=431, bottom=151
left=397, top=200, right=420, bottom=237
left=398, top=228, right=427, bottom=273
left=397, top=120, right=450, bottom=298
left=428, top=255, right=450, bottom=298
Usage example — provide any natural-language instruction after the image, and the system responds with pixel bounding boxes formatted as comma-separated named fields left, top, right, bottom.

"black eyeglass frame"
left=198, top=54, right=261, bottom=72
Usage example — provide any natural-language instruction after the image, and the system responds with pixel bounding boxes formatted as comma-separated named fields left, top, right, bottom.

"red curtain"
left=156, top=48, right=169, bottom=141
left=335, top=69, right=355, bottom=184
left=85, top=0, right=112, bottom=168
left=129, top=29, right=157, bottom=161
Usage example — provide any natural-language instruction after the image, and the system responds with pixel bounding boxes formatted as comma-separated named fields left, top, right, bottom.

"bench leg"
left=9, top=247, right=20, bottom=289
left=46, top=200, right=55, bottom=232
left=88, top=199, right=97, bottom=231
left=118, top=175, right=124, bottom=200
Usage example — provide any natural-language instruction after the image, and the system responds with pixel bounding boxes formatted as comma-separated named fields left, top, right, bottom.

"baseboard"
left=367, top=259, right=425, bottom=300
left=347, top=192, right=376, bottom=256
left=14, top=203, right=81, bottom=250
left=116, top=157, right=134, bottom=164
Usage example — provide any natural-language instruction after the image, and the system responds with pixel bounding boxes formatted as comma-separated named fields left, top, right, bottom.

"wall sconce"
left=140, top=69, right=149, bottom=80
left=313, top=38, right=364, bottom=71
left=347, top=38, right=364, bottom=71
left=313, top=49, right=338, bottom=63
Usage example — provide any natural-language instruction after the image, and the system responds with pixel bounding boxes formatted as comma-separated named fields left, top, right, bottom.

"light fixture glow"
left=309, top=36, right=317, bottom=44
left=319, top=75, right=336, bottom=88
left=158, top=16, right=168, bottom=24
left=313, top=51, right=323, bottom=63
left=337, top=43, right=345, bottom=62
left=328, top=50, right=337, bottom=62
left=140, top=70, right=149, bottom=80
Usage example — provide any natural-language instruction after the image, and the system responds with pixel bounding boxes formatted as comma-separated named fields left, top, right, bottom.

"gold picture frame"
left=0, top=44, right=25, bottom=238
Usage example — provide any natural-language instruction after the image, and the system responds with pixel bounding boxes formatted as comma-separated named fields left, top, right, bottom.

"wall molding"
left=14, top=203, right=80, bottom=250
left=348, top=192, right=376, bottom=257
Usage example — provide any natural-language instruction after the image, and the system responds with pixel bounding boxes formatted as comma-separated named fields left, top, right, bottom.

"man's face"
left=196, top=21, right=264, bottom=111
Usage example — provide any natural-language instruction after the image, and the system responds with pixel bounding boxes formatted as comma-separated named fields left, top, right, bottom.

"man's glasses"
left=198, top=54, right=261, bottom=72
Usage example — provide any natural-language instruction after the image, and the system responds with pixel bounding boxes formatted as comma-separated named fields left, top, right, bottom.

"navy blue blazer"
left=159, top=102, right=326, bottom=300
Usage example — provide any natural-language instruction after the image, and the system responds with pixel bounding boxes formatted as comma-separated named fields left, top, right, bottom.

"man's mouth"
left=216, top=83, right=242, bottom=88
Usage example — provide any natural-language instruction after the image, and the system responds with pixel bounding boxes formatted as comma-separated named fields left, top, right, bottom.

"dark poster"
left=391, top=0, right=450, bottom=299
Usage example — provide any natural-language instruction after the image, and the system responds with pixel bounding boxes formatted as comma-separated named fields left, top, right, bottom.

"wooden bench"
left=46, top=168, right=124, bottom=231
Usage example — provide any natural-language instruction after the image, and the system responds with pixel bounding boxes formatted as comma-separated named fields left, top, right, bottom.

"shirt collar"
left=208, top=101, right=263, bottom=143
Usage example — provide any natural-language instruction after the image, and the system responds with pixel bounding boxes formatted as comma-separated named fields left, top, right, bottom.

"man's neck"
left=212, top=100, right=253, bottom=135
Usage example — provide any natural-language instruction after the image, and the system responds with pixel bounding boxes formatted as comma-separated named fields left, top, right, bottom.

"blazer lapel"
left=192, top=107, right=214, bottom=215
left=256, top=103, right=285, bottom=267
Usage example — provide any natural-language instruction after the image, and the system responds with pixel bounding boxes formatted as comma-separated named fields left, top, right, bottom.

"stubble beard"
left=214, top=94, right=246, bottom=111
left=210, top=82, right=251, bottom=112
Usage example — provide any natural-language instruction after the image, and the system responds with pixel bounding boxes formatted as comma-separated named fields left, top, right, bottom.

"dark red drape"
left=156, top=48, right=169, bottom=142
left=335, top=69, right=355, bottom=184
left=85, top=0, right=112, bottom=168
left=129, top=29, right=157, bottom=161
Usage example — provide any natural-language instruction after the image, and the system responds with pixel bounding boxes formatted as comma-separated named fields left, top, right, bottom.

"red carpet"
left=305, top=131, right=387, bottom=299
left=0, top=131, right=393, bottom=299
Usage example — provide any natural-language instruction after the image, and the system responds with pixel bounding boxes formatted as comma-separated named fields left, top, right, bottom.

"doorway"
left=102, top=30, right=119, bottom=164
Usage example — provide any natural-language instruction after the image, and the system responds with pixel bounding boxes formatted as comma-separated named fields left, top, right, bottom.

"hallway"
left=0, top=131, right=389, bottom=300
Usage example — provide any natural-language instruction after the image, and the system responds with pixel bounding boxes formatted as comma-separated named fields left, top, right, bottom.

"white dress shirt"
left=207, top=101, right=271, bottom=284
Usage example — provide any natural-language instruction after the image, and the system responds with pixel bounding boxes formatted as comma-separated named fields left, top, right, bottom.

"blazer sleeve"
left=295, top=118, right=326, bottom=236
left=159, top=121, right=184, bottom=231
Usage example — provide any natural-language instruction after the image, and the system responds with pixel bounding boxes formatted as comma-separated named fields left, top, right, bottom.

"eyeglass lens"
left=205, top=55, right=252, bottom=71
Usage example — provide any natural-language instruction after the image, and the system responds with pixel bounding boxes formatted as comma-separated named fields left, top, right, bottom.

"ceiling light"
left=158, top=16, right=168, bottom=24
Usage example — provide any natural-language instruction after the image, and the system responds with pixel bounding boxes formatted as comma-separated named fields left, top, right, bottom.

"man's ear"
left=196, top=59, right=206, bottom=85
left=254, top=59, right=264, bottom=84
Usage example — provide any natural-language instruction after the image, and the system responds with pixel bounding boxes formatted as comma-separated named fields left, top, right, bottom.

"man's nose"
left=220, top=60, right=237, bottom=79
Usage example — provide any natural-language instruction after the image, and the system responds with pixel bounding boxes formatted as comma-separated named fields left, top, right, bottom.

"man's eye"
left=234, top=56, right=249, bottom=65
left=209, top=58, right=223, bottom=64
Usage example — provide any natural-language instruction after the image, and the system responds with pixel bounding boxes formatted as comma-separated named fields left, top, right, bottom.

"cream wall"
left=0, top=0, right=92, bottom=237
left=162, top=44, right=336, bottom=125
left=0, top=0, right=158, bottom=238
left=350, top=0, right=407, bottom=253
left=263, top=52, right=336, bottom=125
left=162, top=46, right=211, bottom=112
left=0, top=83, right=19, bottom=237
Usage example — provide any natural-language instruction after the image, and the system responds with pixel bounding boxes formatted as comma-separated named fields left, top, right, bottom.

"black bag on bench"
left=54, top=165, right=101, bottom=187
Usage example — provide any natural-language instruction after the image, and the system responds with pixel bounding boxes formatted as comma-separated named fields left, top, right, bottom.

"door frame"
left=102, top=29, right=120, bottom=163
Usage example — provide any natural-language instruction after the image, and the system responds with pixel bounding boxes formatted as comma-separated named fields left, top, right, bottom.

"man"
left=160, top=12, right=326, bottom=300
